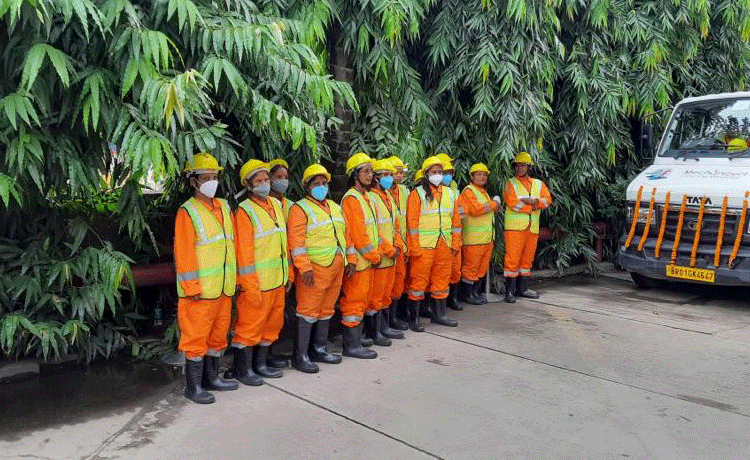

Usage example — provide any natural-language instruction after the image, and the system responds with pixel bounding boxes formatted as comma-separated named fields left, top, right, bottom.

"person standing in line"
left=174, top=153, right=239, bottom=404
left=440, top=158, right=463, bottom=311
left=405, top=156, right=461, bottom=330
left=367, top=159, right=405, bottom=342
left=459, top=163, right=502, bottom=305
left=502, top=152, right=552, bottom=303
left=287, top=164, right=348, bottom=372
left=225, top=160, right=291, bottom=385
left=386, top=156, right=410, bottom=330
left=339, top=153, right=381, bottom=358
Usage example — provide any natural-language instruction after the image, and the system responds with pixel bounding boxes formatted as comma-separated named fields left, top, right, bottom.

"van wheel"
left=630, top=272, right=659, bottom=289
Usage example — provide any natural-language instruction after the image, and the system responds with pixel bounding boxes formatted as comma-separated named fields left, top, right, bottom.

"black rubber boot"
left=202, top=356, right=239, bottom=391
left=408, top=299, right=425, bottom=332
left=504, top=277, right=517, bottom=303
left=266, top=343, right=290, bottom=369
left=460, top=281, right=483, bottom=305
left=253, top=345, right=283, bottom=378
left=396, top=295, right=410, bottom=325
left=185, top=359, right=215, bottom=404
left=388, top=299, right=409, bottom=330
left=365, top=313, right=392, bottom=347
left=293, top=320, right=319, bottom=373
left=361, top=334, right=374, bottom=347
left=342, top=324, right=378, bottom=359
left=447, top=283, right=463, bottom=310
left=516, top=276, right=539, bottom=299
left=430, top=298, right=458, bottom=327
left=225, top=347, right=263, bottom=386
left=474, top=278, right=488, bottom=304
left=309, top=319, right=342, bottom=364
left=379, top=309, right=405, bottom=339
left=420, top=294, right=432, bottom=318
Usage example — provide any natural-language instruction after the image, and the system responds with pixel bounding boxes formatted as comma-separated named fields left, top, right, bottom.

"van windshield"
left=659, top=97, right=750, bottom=158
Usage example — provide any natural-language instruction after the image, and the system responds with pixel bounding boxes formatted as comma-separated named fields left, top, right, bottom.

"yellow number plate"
left=665, top=265, right=716, bottom=283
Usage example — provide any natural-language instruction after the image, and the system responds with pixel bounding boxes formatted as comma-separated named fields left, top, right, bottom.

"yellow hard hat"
left=269, top=159, right=289, bottom=170
left=727, top=138, right=748, bottom=151
left=184, top=152, right=223, bottom=173
left=436, top=152, right=452, bottom=164
left=240, top=159, right=269, bottom=186
left=346, top=152, right=372, bottom=175
left=388, top=156, right=406, bottom=169
left=421, top=155, right=443, bottom=172
left=469, top=163, right=490, bottom=175
left=414, top=169, right=424, bottom=181
left=301, top=163, right=331, bottom=186
left=442, top=160, right=455, bottom=171
left=373, top=159, right=396, bottom=173
left=513, top=151, right=533, bottom=165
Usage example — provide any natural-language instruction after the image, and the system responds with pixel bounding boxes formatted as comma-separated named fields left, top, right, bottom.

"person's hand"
left=190, top=294, right=201, bottom=301
left=345, top=263, right=356, bottom=277
left=301, top=270, right=314, bottom=286
left=285, top=281, right=293, bottom=293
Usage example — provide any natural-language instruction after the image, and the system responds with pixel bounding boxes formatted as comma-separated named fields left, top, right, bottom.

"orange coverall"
left=502, top=176, right=552, bottom=277
left=233, top=196, right=293, bottom=347
left=369, top=188, right=404, bottom=313
left=287, top=200, right=352, bottom=321
left=460, top=185, right=500, bottom=282
left=340, top=190, right=381, bottom=327
left=406, top=185, right=462, bottom=300
left=388, top=186, right=408, bottom=301
left=174, top=199, right=233, bottom=360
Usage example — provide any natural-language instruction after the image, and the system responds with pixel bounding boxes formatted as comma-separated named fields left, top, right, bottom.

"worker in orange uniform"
left=339, top=153, right=381, bottom=358
left=406, top=156, right=460, bottom=330
left=459, top=163, right=502, bottom=305
left=174, top=153, right=239, bottom=404
left=286, top=164, right=347, bottom=372
left=502, top=152, right=552, bottom=303
left=439, top=157, right=463, bottom=310
left=386, top=156, right=410, bottom=330
left=225, top=159, right=292, bottom=385
left=266, top=158, right=293, bottom=369
left=368, top=159, right=405, bottom=341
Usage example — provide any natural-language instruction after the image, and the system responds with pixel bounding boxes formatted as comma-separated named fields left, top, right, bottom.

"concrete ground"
left=2, top=274, right=749, bottom=460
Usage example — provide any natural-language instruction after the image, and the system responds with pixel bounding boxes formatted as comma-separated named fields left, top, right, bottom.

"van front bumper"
left=618, top=247, right=750, bottom=286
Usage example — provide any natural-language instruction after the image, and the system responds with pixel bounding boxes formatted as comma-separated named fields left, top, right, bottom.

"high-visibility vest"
left=504, top=177, right=542, bottom=234
left=342, top=188, right=379, bottom=272
left=177, top=197, right=236, bottom=299
left=390, top=184, right=408, bottom=241
left=237, top=197, right=289, bottom=291
left=279, top=196, right=292, bottom=220
left=450, top=180, right=458, bottom=193
left=414, top=186, right=454, bottom=248
left=462, top=184, right=495, bottom=245
left=369, top=190, right=397, bottom=268
left=293, top=198, right=348, bottom=267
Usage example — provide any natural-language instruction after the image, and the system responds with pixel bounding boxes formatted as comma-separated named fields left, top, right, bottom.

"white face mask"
left=428, top=173, right=444, bottom=186
left=198, top=180, right=219, bottom=198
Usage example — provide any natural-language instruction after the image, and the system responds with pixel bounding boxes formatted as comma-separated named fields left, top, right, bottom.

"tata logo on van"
left=686, top=196, right=712, bottom=205
left=645, top=169, right=671, bottom=180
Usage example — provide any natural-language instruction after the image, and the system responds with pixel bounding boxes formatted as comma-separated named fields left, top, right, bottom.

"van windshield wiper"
left=668, top=148, right=707, bottom=160
left=727, top=148, right=750, bottom=159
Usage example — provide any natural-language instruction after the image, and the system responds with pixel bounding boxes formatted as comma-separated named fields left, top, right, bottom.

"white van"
left=618, top=91, right=750, bottom=288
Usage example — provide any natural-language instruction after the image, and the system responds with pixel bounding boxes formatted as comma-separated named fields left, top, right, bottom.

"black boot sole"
left=342, top=349, right=378, bottom=359
left=185, top=389, right=215, bottom=404
left=293, top=361, right=320, bottom=373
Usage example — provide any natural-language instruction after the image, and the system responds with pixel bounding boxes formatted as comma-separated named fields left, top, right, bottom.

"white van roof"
left=678, top=91, right=750, bottom=106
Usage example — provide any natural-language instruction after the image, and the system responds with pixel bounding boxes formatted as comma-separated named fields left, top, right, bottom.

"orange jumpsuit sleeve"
left=536, top=182, right=552, bottom=210
left=406, top=189, right=423, bottom=257
left=451, top=197, right=463, bottom=250
left=461, top=188, right=499, bottom=216
left=288, top=204, right=314, bottom=273
left=342, top=194, right=381, bottom=265
left=503, top=179, right=525, bottom=213
left=174, top=208, right=201, bottom=297
left=234, top=208, right=262, bottom=304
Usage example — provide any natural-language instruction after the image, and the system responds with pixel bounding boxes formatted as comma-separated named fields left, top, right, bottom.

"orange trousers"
left=340, top=267, right=374, bottom=327
left=178, top=295, right=231, bottom=360
left=461, top=242, right=493, bottom=283
left=390, top=251, right=407, bottom=300
left=450, top=249, right=461, bottom=284
left=295, top=254, right=344, bottom=322
left=503, top=230, right=538, bottom=277
left=233, top=286, right=286, bottom=347
left=407, top=238, right=452, bottom=300
left=370, top=265, right=395, bottom=313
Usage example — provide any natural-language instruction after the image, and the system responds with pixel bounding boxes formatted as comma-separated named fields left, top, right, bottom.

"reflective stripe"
left=513, top=202, right=524, bottom=211
left=408, top=290, right=424, bottom=297
left=432, top=289, right=449, bottom=295
left=296, top=313, right=318, bottom=323
left=320, top=314, right=334, bottom=320
left=238, top=265, right=256, bottom=276
left=539, top=198, right=548, bottom=206
left=359, top=243, right=374, bottom=254
left=206, top=348, right=222, bottom=357
left=461, top=278, right=475, bottom=284
left=504, top=270, right=519, bottom=277
left=409, top=229, right=419, bottom=235
left=483, top=203, right=491, bottom=213
left=291, top=247, right=307, bottom=257
left=519, top=269, right=531, bottom=274
left=346, top=246, right=357, bottom=255
left=176, top=270, right=199, bottom=282
left=452, top=227, right=461, bottom=234
left=259, top=340, right=273, bottom=346
left=341, top=315, right=362, bottom=323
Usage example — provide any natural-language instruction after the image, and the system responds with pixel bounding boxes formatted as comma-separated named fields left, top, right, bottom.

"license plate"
left=665, top=264, right=716, bottom=283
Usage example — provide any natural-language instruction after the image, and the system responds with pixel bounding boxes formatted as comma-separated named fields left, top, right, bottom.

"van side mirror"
left=640, top=123, right=654, bottom=160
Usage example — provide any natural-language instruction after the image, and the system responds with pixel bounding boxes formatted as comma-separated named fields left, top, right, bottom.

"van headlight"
left=627, top=204, right=655, bottom=224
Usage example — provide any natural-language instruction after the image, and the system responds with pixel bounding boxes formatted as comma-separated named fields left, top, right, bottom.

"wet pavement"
left=1, top=274, right=749, bottom=460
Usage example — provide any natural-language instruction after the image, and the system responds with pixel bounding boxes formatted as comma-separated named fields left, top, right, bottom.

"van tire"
left=630, top=272, right=659, bottom=289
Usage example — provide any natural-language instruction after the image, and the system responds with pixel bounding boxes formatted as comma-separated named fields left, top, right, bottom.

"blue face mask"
left=311, top=185, right=328, bottom=201
left=379, top=175, right=394, bottom=190
left=442, top=174, right=453, bottom=186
